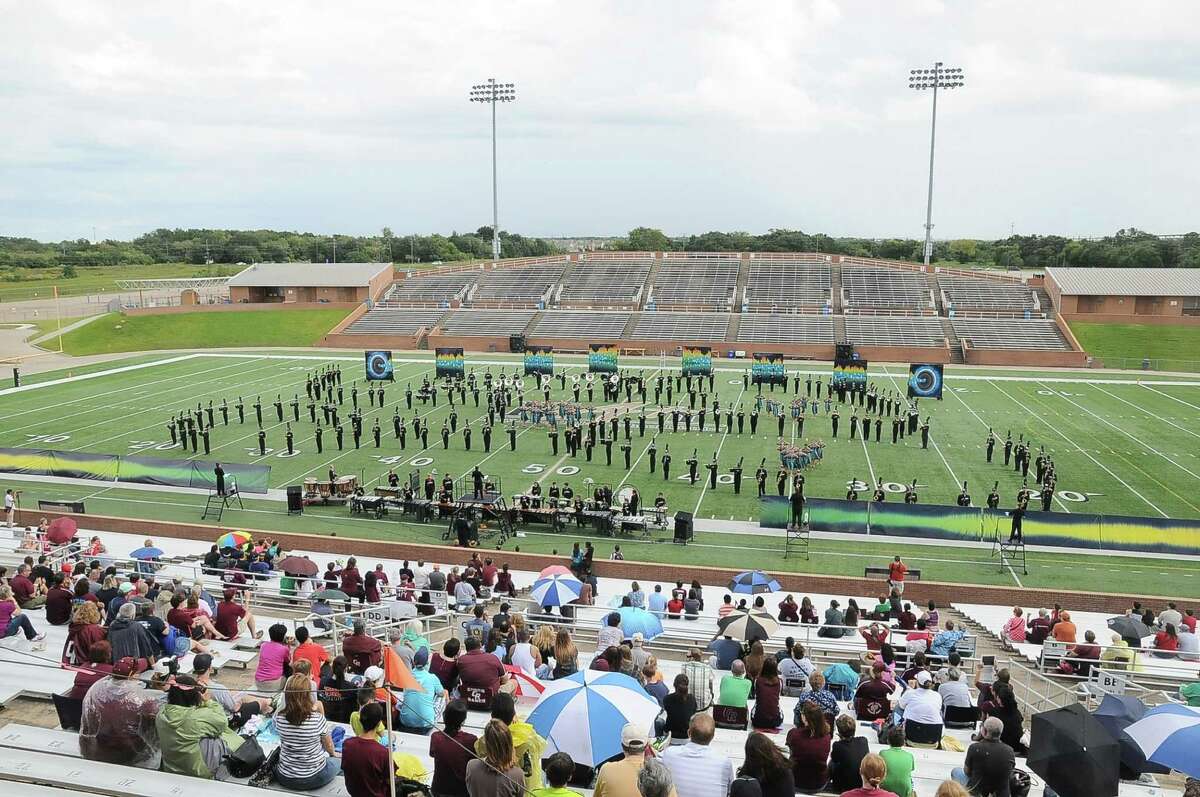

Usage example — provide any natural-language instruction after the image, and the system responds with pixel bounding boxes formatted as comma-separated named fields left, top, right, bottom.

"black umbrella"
left=715, top=610, right=779, bottom=643
left=1028, top=703, right=1120, bottom=797
left=1107, top=615, right=1151, bottom=641
left=1092, top=694, right=1170, bottom=778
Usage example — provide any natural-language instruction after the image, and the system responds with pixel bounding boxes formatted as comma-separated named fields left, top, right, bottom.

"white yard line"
left=691, top=384, right=745, bottom=516
left=0, top=353, right=200, bottom=399
left=989, top=379, right=1169, bottom=518
left=1140, top=383, right=1200, bottom=412
left=1091, top=383, right=1200, bottom=441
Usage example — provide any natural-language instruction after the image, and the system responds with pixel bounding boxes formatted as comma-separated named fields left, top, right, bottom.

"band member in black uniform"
left=351, top=385, right=358, bottom=409
left=621, top=440, right=632, bottom=469
left=872, top=481, right=886, bottom=502
left=831, top=409, right=840, bottom=438
left=985, top=429, right=995, bottom=462
left=904, top=480, right=918, bottom=504
left=200, top=427, right=210, bottom=455
left=648, top=439, right=657, bottom=473
left=776, top=469, right=787, bottom=496
left=603, top=438, right=613, bottom=466
left=956, top=481, right=970, bottom=507
left=849, top=412, right=858, bottom=440
left=661, top=447, right=671, bottom=481
left=891, top=417, right=900, bottom=444
left=1040, top=483, right=1054, bottom=511
left=737, top=408, right=745, bottom=434
left=777, top=412, right=785, bottom=437
left=920, top=418, right=930, bottom=450
left=986, top=482, right=1000, bottom=509
left=1003, top=432, right=1013, bottom=466
left=167, top=420, right=178, bottom=446
left=188, top=422, right=199, bottom=451
left=314, top=423, right=323, bottom=453
left=205, top=402, right=215, bottom=427
left=874, top=416, right=882, bottom=443
left=351, top=420, right=361, bottom=449
left=257, top=427, right=266, bottom=456
left=508, top=423, right=517, bottom=451
left=253, top=397, right=263, bottom=426
left=755, top=461, right=768, bottom=497
left=272, top=395, right=282, bottom=423
left=731, top=459, right=743, bottom=494
left=846, top=482, right=859, bottom=501
left=687, top=452, right=698, bottom=485
left=549, top=428, right=559, bottom=455
left=335, top=423, right=345, bottom=450
left=440, top=424, right=450, bottom=450
left=750, top=408, right=759, bottom=435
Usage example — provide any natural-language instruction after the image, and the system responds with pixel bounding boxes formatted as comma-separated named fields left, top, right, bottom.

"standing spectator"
left=736, top=731, right=795, bottom=797
left=828, top=715, right=870, bottom=794
left=343, top=620, right=382, bottom=674
left=466, top=719, right=525, bottom=797
left=751, top=657, right=783, bottom=729
left=787, top=702, right=833, bottom=793
left=275, top=674, right=340, bottom=790
left=951, top=716, right=1015, bottom=797
left=431, top=701, right=478, bottom=797
left=931, top=621, right=966, bottom=659
left=879, top=728, right=915, bottom=797
left=342, top=702, right=391, bottom=797
left=254, top=623, right=292, bottom=693
left=340, top=557, right=364, bottom=605
left=661, top=714, right=734, bottom=797
left=887, top=556, right=908, bottom=595
left=661, top=674, right=697, bottom=743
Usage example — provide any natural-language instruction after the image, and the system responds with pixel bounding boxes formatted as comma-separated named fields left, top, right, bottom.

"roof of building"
left=1045, top=266, right=1200, bottom=297
left=228, top=262, right=391, bottom=288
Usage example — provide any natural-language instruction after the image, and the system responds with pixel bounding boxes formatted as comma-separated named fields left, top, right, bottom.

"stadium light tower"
left=469, top=78, right=517, bottom=262
left=909, top=62, right=965, bottom=266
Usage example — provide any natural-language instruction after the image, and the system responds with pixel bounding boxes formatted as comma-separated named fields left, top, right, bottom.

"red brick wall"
left=18, top=507, right=1183, bottom=611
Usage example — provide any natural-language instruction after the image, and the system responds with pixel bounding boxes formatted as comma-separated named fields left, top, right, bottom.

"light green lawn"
left=0, top=264, right=240, bottom=302
left=1069, top=321, right=1200, bottom=372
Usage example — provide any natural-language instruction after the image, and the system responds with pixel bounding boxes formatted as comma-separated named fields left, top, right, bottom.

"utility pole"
left=469, top=78, right=517, bottom=261
left=909, top=62, right=966, bottom=266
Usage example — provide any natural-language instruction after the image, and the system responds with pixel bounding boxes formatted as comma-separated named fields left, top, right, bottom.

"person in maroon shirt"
left=895, top=603, right=918, bottom=630
left=44, top=574, right=75, bottom=626
left=215, top=590, right=260, bottom=640
left=751, top=657, right=783, bottom=729
left=68, top=641, right=114, bottom=700
left=777, top=595, right=800, bottom=623
left=429, top=700, right=477, bottom=797
left=493, top=564, right=516, bottom=598
left=456, top=637, right=507, bottom=692
left=343, top=620, right=382, bottom=674
left=786, top=701, right=833, bottom=793
left=430, top=638, right=461, bottom=691
left=854, top=662, right=893, bottom=721
left=480, top=558, right=498, bottom=588
left=11, top=565, right=45, bottom=609
left=342, top=702, right=392, bottom=797
left=340, top=557, right=364, bottom=606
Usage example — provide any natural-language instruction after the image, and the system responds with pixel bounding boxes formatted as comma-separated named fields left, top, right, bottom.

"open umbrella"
left=1028, top=703, right=1120, bottom=797
left=617, top=607, right=664, bottom=641
left=715, top=610, right=779, bottom=643
left=277, top=556, right=319, bottom=577
left=1107, top=615, right=1151, bottom=641
left=216, top=531, right=251, bottom=549
left=539, top=565, right=573, bottom=578
left=312, top=588, right=348, bottom=601
left=1092, top=694, right=1170, bottom=778
left=503, top=665, right=546, bottom=697
left=528, top=670, right=661, bottom=767
left=728, top=570, right=781, bottom=595
left=1124, top=703, right=1200, bottom=778
left=45, top=517, right=78, bottom=545
left=530, top=574, right=583, bottom=607
left=129, top=546, right=164, bottom=560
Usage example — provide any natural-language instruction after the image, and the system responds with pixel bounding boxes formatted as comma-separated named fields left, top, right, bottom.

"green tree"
left=619, top=227, right=672, bottom=251
left=948, top=239, right=978, bottom=263
left=61, top=264, right=78, bottom=278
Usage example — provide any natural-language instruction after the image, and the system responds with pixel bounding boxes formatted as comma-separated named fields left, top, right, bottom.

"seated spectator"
left=464, top=605, right=491, bottom=643
left=431, top=637, right=462, bottom=690
left=860, top=621, right=890, bottom=651
left=1052, top=611, right=1077, bottom=644
left=682, top=647, right=715, bottom=710
left=107, top=602, right=159, bottom=669
left=843, top=753, right=897, bottom=797
left=11, top=564, right=47, bottom=609
left=458, top=636, right=509, bottom=695
left=683, top=590, right=701, bottom=620
left=899, top=671, right=943, bottom=746
left=1158, top=602, right=1183, bottom=629
left=895, top=603, right=917, bottom=630
left=872, top=595, right=892, bottom=620
left=1061, top=630, right=1102, bottom=676
left=275, top=673, right=340, bottom=790
left=951, top=716, right=1014, bottom=797
left=737, top=731, right=794, bottom=797
left=343, top=619, right=383, bottom=674
left=1101, top=632, right=1137, bottom=671
left=644, top=664, right=669, bottom=705
left=430, top=701, right=478, bottom=797
left=291, top=626, right=329, bottom=684
left=879, top=728, right=916, bottom=797
left=647, top=584, right=668, bottom=618
left=628, top=582, right=646, bottom=610
left=214, top=589, right=260, bottom=640
left=597, top=611, right=625, bottom=650
left=254, top=623, right=292, bottom=692
left=1026, top=608, right=1052, bottom=645
left=787, top=702, right=832, bottom=793
left=751, top=657, right=783, bottom=729
left=779, top=643, right=816, bottom=696
left=80, top=656, right=162, bottom=765
left=67, top=640, right=114, bottom=700
left=819, top=599, right=847, bottom=638
left=0, top=583, right=45, bottom=645
left=1178, top=624, right=1200, bottom=662
left=1002, top=607, right=1026, bottom=642
left=1181, top=669, right=1200, bottom=706
left=157, top=673, right=246, bottom=779
left=552, top=630, right=579, bottom=680
left=45, top=574, right=74, bottom=625
left=193, top=652, right=268, bottom=718
left=777, top=594, right=800, bottom=623
left=988, top=681, right=1027, bottom=755
left=796, top=671, right=839, bottom=721
left=744, top=640, right=766, bottom=682
left=905, top=619, right=933, bottom=655
left=1154, top=623, right=1181, bottom=658
left=476, top=693, right=547, bottom=791
left=824, top=659, right=862, bottom=700
left=935, top=652, right=963, bottom=686
left=666, top=594, right=684, bottom=618
left=717, top=659, right=752, bottom=709
left=596, top=723, right=665, bottom=797
left=661, top=714, right=734, bottom=797
left=662, top=674, right=697, bottom=742
left=930, top=621, right=965, bottom=659
left=938, top=667, right=973, bottom=711
left=536, top=752, right=584, bottom=797
left=828, top=714, right=870, bottom=794
left=854, top=662, right=893, bottom=722
left=342, top=702, right=391, bottom=797
left=707, top=635, right=742, bottom=670
left=466, top=719, right=526, bottom=797
left=399, top=647, right=448, bottom=735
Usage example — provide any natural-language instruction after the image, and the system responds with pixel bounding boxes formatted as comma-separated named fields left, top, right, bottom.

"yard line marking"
left=613, top=368, right=664, bottom=491
left=1092, top=384, right=1200, bottom=441
left=0, top=353, right=201, bottom=401
left=692, top=383, right=745, bottom=516
left=1140, top=383, right=1200, bottom=413
left=989, top=379, right=1169, bottom=517
left=1042, top=382, right=1200, bottom=485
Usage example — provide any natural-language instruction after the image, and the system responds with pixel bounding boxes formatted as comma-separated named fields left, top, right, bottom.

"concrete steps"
left=940, top=318, right=965, bottom=363
left=830, top=262, right=844, bottom=312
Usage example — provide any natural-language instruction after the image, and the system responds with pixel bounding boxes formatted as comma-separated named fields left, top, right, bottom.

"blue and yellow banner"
left=588, top=343, right=619, bottom=374
left=681, top=346, right=713, bottom=376
left=435, top=347, right=465, bottom=378
left=751, top=352, right=786, bottom=385
left=524, top=345, right=554, bottom=376
left=0, top=448, right=271, bottom=494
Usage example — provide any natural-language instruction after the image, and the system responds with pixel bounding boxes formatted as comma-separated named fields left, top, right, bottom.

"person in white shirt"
left=412, top=560, right=431, bottom=590
left=509, top=629, right=541, bottom=676
left=899, top=670, right=944, bottom=745
left=681, top=648, right=715, bottom=710
left=778, top=643, right=816, bottom=696
left=1158, top=603, right=1183, bottom=630
left=661, top=713, right=733, bottom=797
left=1177, top=628, right=1200, bottom=662
left=937, top=666, right=973, bottom=709
left=596, top=612, right=624, bottom=651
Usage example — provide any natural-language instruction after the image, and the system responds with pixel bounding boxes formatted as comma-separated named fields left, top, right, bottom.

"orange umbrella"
left=381, top=645, right=423, bottom=693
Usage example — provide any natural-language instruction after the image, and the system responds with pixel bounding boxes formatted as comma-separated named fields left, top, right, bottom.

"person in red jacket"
left=340, top=557, right=364, bottom=606
left=342, top=619, right=381, bottom=674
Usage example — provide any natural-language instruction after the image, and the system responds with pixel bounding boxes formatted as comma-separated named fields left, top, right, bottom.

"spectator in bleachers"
left=465, top=605, right=492, bottom=642
left=255, top=622, right=293, bottom=692
left=662, top=713, right=733, bottom=797
left=860, top=621, right=890, bottom=651
left=215, top=588, right=260, bottom=640
left=683, top=647, right=715, bottom=710
left=592, top=646, right=622, bottom=672
left=895, top=603, right=917, bottom=631
left=1158, top=602, right=1183, bottom=629
left=985, top=679, right=1026, bottom=755
left=494, top=563, right=517, bottom=598
left=900, top=652, right=928, bottom=685
left=1060, top=630, right=1101, bottom=675
left=628, top=582, right=646, bottom=609
left=828, top=714, right=869, bottom=794
left=466, top=718, right=525, bottom=797
left=534, top=752, right=582, bottom=797
left=341, top=701, right=391, bottom=797
left=820, top=599, right=846, bottom=638
left=841, top=753, right=897, bottom=797
left=950, top=716, right=1014, bottom=797
left=666, top=592, right=684, bottom=619
left=1184, top=608, right=1197, bottom=634
left=899, top=671, right=943, bottom=746
left=930, top=621, right=965, bottom=659
left=800, top=596, right=818, bottom=624
left=938, top=667, right=972, bottom=712
left=717, top=659, right=752, bottom=710
left=479, top=693, right=547, bottom=791
left=157, top=672, right=246, bottom=779
left=707, top=635, right=742, bottom=670
left=662, top=673, right=698, bottom=742
left=854, top=661, right=892, bottom=722
left=934, top=783, right=969, bottom=797
left=65, top=599, right=106, bottom=665
left=824, top=659, right=862, bottom=701
left=787, top=702, right=832, bottom=793
left=935, top=653, right=963, bottom=686
left=921, top=600, right=939, bottom=629
left=44, top=573, right=73, bottom=625
left=647, top=584, right=667, bottom=618
left=1181, top=670, right=1200, bottom=706
left=551, top=630, right=579, bottom=679
left=1153, top=623, right=1181, bottom=658
left=777, top=594, right=799, bottom=623
left=905, top=619, right=932, bottom=654
left=10, top=563, right=46, bottom=609
left=643, top=664, right=669, bottom=705
left=80, top=655, right=162, bottom=765
left=193, top=652, right=268, bottom=718
left=1100, top=632, right=1137, bottom=671
left=1178, top=623, right=1200, bottom=662
left=718, top=594, right=735, bottom=618
left=459, top=636, right=510, bottom=694
left=596, top=724, right=666, bottom=797
left=736, top=730, right=795, bottom=797
left=879, top=728, right=916, bottom=797
left=779, top=643, right=816, bottom=696
left=796, top=671, right=839, bottom=721
left=343, top=619, right=382, bottom=674
left=1051, top=611, right=1076, bottom=644
left=0, top=583, right=45, bottom=644
left=108, top=602, right=158, bottom=668
left=1025, top=608, right=1052, bottom=645
left=430, top=700, right=478, bottom=797
left=276, top=673, right=340, bottom=790
left=292, top=626, right=329, bottom=684
left=68, top=639, right=114, bottom=700
left=744, top=640, right=766, bottom=681
left=399, top=647, right=448, bottom=734
left=751, top=657, right=783, bottom=729
left=871, top=595, right=892, bottom=620
left=1002, top=607, right=1026, bottom=642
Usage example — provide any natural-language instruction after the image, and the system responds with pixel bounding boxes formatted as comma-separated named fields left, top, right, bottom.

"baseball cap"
left=119, top=582, right=135, bottom=594
left=364, top=665, right=385, bottom=684
left=113, top=657, right=139, bottom=677
left=413, top=647, right=430, bottom=668
left=620, top=723, right=647, bottom=751
left=915, top=671, right=932, bottom=686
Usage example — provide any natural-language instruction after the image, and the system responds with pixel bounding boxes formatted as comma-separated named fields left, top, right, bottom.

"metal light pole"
left=909, top=62, right=965, bottom=266
left=469, top=78, right=517, bottom=261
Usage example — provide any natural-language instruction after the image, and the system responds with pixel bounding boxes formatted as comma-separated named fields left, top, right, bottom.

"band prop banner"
left=0, top=448, right=271, bottom=494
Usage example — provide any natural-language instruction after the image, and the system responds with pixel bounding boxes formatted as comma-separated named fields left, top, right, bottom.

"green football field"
left=2, top=350, right=1200, bottom=597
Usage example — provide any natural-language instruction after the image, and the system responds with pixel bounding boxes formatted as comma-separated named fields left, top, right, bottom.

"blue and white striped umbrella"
left=528, top=670, right=662, bottom=766
left=617, top=607, right=663, bottom=641
left=530, top=574, right=583, bottom=607
left=1124, top=703, right=1200, bottom=778
left=728, top=570, right=781, bottom=594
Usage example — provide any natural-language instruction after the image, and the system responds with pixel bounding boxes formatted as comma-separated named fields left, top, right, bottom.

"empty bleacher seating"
left=437, top=310, right=536, bottom=336
left=471, top=262, right=567, bottom=305
left=844, top=317, right=946, bottom=347
left=343, top=308, right=446, bottom=335
left=631, top=312, right=730, bottom=340
left=744, top=261, right=831, bottom=310
left=737, top=314, right=834, bottom=344
left=383, top=272, right=478, bottom=305
left=649, top=256, right=739, bottom=311
left=558, top=259, right=651, bottom=306
left=952, top=319, right=1072, bottom=350
left=842, top=267, right=932, bottom=312
left=939, top=275, right=1037, bottom=315
left=529, top=312, right=630, bottom=339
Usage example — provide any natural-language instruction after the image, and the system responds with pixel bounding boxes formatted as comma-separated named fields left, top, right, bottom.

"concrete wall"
left=231, top=286, right=369, bottom=303
left=13, top=506, right=1183, bottom=611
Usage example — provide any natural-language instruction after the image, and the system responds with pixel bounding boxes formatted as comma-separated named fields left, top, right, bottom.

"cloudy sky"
left=1, top=0, right=1198, bottom=242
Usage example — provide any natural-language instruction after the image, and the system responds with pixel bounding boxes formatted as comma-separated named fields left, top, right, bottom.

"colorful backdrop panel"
left=434, top=347, right=465, bottom=378
left=588, top=343, right=619, bottom=373
left=681, top=346, right=713, bottom=376
left=523, top=345, right=554, bottom=376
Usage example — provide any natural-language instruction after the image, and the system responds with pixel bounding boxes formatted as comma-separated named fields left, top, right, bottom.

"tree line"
left=0, top=226, right=558, bottom=270
left=617, top=226, right=1200, bottom=270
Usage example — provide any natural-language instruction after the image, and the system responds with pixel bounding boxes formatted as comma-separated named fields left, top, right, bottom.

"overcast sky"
left=1, top=1, right=1198, bottom=242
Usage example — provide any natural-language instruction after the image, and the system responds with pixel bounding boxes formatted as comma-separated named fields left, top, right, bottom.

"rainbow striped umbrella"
left=216, top=531, right=251, bottom=549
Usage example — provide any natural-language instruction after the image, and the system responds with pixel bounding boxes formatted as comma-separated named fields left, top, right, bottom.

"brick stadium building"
left=1045, top=266, right=1200, bottom=322
left=228, top=261, right=393, bottom=304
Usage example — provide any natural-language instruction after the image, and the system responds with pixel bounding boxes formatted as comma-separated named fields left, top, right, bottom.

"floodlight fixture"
left=908, top=61, right=967, bottom=266
left=469, top=77, right=518, bottom=260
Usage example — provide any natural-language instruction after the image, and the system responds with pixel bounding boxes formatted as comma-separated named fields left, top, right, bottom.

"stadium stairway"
left=940, top=317, right=966, bottom=363
left=829, top=261, right=843, bottom=312
left=734, top=255, right=751, bottom=309
left=620, top=312, right=640, bottom=339
left=521, top=311, right=543, bottom=338
left=925, top=269, right=944, bottom=314
left=833, top=314, right=847, bottom=343
left=1032, top=286, right=1053, bottom=316
left=639, top=257, right=662, bottom=309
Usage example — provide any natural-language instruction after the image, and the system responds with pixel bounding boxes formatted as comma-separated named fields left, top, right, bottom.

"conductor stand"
left=990, top=516, right=1028, bottom=576
left=444, top=492, right=512, bottom=547
left=202, top=477, right=242, bottom=521
left=784, top=517, right=811, bottom=560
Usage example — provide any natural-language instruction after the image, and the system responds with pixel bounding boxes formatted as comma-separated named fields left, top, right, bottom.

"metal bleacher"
left=343, top=307, right=447, bottom=335
left=530, top=311, right=630, bottom=339
left=437, top=309, right=536, bottom=336
left=737, top=314, right=835, bottom=344
left=649, top=256, right=740, bottom=311
left=382, top=272, right=478, bottom=305
left=952, top=319, right=1073, bottom=350
left=939, top=275, right=1038, bottom=315
left=842, top=267, right=933, bottom=312
left=558, top=259, right=651, bottom=306
left=743, top=261, right=832, bottom=311
left=631, top=312, right=731, bottom=341
left=470, top=262, right=567, bottom=305
left=844, top=316, right=946, bottom=347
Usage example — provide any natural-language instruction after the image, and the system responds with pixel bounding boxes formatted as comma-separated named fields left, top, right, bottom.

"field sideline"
left=2, top=350, right=1200, bottom=597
